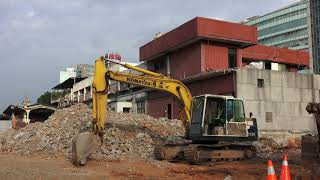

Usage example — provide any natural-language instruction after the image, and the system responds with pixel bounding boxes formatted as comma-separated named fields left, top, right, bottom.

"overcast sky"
left=0, top=0, right=299, bottom=111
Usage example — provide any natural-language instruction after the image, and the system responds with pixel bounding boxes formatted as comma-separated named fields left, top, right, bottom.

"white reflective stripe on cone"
left=282, top=160, right=288, bottom=166
left=268, top=167, right=276, bottom=175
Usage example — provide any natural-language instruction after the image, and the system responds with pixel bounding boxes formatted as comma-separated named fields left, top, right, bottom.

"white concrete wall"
left=236, top=68, right=319, bottom=135
left=59, top=69, right=76, bottom=83
left=118, top=91, right=146, bottom=113
left=72, top=76, right=93, bottom=92
left=108, top=91, right=147, bottom=114
left=117, top=102, right=132, bottom=113
left=71, top=76, right=93, bottom=102
left=108, top=102, right=132, bottom=113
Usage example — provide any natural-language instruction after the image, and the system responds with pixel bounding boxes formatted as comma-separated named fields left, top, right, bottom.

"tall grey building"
left=243, top=0, right=320, bottom=74
left=243, top=0, right=309, bottom=51
left=310, top=0, right=320, bottom=73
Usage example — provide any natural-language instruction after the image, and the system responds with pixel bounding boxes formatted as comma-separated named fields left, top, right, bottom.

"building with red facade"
left=139, top=17, right=310, bottom=122
left=132, top=16, right=320, bottom=135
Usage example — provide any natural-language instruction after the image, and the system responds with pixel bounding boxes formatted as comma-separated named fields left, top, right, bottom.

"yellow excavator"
left=71, top=55, right=258, bottom=166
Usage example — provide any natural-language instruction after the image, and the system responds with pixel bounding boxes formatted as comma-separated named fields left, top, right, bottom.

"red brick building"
left=139, top=17, right=309, bottom=119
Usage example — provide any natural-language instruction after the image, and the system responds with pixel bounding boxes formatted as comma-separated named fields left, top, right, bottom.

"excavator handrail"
left=92, top=56, right=193, bottom=135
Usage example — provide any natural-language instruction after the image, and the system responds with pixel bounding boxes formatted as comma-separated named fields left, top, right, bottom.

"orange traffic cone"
left=267, top=160, right=277, bottom=180
left=280, top=154, right=291, bottom=180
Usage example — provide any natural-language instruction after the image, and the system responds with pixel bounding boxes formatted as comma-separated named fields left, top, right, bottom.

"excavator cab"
left=189, top=94, right=258, bottom=142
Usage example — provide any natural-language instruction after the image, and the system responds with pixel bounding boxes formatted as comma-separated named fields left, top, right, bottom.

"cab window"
left=234, top=100, right=245, bottom=122
left=226, top=99, right=234, bottom=122
left=227, top=99, right=245, bottom=122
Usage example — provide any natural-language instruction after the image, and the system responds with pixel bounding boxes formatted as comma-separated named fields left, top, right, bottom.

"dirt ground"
left=0, top=153, right=306, bottom=180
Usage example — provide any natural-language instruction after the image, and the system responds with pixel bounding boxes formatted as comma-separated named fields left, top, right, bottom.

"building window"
left=167, top=104, right=172, bottom=119
left=120, top=83, right=130, bottom=90
left=265, top=62, right=271, bottom=70
left=265, top=112, right=273, bottom=123
left=228, top=48, right=237, bottom=68
left=154, top=60, right=165, bottom=71
left=137, top=101, right=145, bottom=114
left=85, top=86, right=91, bottom=100
left=79, top=89, right=84, bottom=102
left=257, top=79, right=264, bottom=88
left=123, top=107, right=130, bottom=113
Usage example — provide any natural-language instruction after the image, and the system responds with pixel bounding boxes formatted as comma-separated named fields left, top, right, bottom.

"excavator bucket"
left=71, top=131, right=101, bottom=166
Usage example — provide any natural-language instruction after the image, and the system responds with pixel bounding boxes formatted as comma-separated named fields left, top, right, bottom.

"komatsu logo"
left=126, top=77, right=153, bottom=86
left=126, top=77, right=163, bottom=88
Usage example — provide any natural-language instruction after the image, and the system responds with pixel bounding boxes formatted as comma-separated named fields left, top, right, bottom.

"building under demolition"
left=137, top=17, right=316, bottom=135
left=2, top=97, right=56, bottom=128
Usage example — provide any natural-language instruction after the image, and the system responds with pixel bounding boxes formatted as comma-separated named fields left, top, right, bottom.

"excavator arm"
left=92, top=56, right=192, bottom=135
left=92, top=58, right=109, bottom=134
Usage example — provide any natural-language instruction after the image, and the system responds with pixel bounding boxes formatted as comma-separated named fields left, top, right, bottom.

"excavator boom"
left=92, top=57, right=192, bottom=134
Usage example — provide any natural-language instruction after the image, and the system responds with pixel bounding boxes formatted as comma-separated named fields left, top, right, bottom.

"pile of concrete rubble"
left=0, top=103, right=304, bottom=162
left=0, top=103, right=185, bottom=160
left=253, top=136, right=301, bottom=163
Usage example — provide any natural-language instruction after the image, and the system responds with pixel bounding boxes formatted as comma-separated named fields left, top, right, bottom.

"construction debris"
left=253, top=136, right=301, bottom=163
left=0, top=103, right=185, bottom=161
left=0, top=103, right=304, bottom=163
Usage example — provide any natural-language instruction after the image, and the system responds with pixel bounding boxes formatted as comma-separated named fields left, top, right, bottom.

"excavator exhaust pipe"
left=71, top=132, right=101, bottom=166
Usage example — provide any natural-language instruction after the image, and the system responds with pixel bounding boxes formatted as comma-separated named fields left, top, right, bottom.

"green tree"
left=37, top=91, right=53, bottom=105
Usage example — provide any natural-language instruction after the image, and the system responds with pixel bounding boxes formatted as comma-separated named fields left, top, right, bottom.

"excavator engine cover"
left=71, top=132, right=101, bottom=166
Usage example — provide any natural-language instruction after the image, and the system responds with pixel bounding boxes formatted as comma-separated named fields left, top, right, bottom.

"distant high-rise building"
left=243, top=0, right=309, bottom=51
left=243, top=0, right=320, bottom=74
left=310, top=0, right=320, bottom=73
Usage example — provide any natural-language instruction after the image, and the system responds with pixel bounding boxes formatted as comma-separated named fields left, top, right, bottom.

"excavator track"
left=184, top=144, right=246, bottom=164
left=154, top=143, right=188, bottom=161
left=184, top=145, right=207, bottom=164
left=155, top=143, right=254, bottom=164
